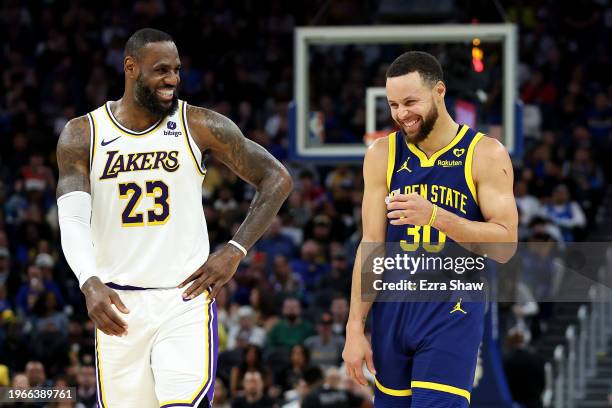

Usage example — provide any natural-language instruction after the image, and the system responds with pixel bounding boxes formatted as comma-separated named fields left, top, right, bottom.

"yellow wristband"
left=427, top=204, right=438, bottom=227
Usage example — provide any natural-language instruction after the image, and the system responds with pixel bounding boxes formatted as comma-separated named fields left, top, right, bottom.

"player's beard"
left=134, top=75, right=179, bottom=118
left=397, top=102, right=439, bottom=144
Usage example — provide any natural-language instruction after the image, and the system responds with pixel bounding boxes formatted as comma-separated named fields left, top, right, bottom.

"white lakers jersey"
left=88, top=100, right=209, bottom=288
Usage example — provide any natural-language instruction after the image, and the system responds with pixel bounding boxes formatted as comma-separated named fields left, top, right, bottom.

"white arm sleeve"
left=57, top=191, right=98, bottom=288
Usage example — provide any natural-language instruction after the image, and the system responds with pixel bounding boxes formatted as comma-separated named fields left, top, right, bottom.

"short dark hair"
left=302, top=365, right=323, bottom=386
left=124, top=28, right=174, bottom=59
left=386, top=51, right=444, bottom=86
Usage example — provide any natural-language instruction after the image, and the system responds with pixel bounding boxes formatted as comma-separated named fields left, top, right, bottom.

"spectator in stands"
left=25, top=360, right=50, bottom=387
left=214, top=378, right=232, bottom=408
left=304, top=312, right=345, bottom=369
left=230, top=345, right=270, bottom=398
left=543, top=184, right=587, bottom=241
left=31, top=291, right=69, bottom=338
left=330, top=295, right=349, bottom=337
left=528, top=216, right=564, bottom=244
left=0, top=247, right=17, bottom=293
left=249, top=285, right=278, bottom=331
left=586, top=92, right=611, bottom=142
left=289, top=240, right=330, bottom=290
left=76, top=365, right=96, bottom=408
left=521, top=232, right=563, bottom=300
left=270, top=255, right=305, bottom=302
left=301, top=365, right=364, bottom=408
left=227, top=306, right=266, bottom=350
left=315, top=252, right=351, bottom=298
left=34, top=252, right=54, bottom=279
left=298, top=171, right=325, bottom=208
left=214, top=187, right=239, bottom=215
left=308, top=215, right=334, bottom=248
left=515, top=179, right=543, bottom=229
left=275, top=344, right=310, bottom=393
left=563, top=147, right=605, bottom=220
left=286, top=190, right=311, bottom=229
left=231, top=371, right=276, bottom=408
left=12, top=372, right=29, bottom=389
left=266, top=298, right=314, bottom=354
left=255, top=217, right=297, bottom=268
left=15, top=264, right=63, bottom=315
left=20, top=152, right=55, bottom=195
left=503, top=327, right=545, bottom=408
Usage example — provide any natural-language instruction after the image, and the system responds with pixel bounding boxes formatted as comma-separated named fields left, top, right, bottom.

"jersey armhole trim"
left=180, top=101, right=207, bottom=177
left=386, top=132, right=396, bottom=192
left=465, top=132, right=484, bottom=204
left=87, top=113, right=96, bottom=171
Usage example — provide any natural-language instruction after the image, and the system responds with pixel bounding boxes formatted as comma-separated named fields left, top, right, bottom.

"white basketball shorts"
left=94, top=285, right=217, bottom=408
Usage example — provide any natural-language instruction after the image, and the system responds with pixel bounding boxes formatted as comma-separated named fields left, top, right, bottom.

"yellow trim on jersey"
left=464, top=132, right=484, bottom=204
left=89, top=113, right=97, bottom=170
left=407, top=124, right=468, bottom=168
left=411, top=380, right=471, bottom=403
left=159, top=297, right=213, bottom=407
left=95, top=329, right=109, bottom=408
left=375, top=378, right=412, bottom=397
left=104, top=102, right=164, bottom=137
left=386, top=133, right=396, bottom=192
left=179, top=101, right=207, bottom=177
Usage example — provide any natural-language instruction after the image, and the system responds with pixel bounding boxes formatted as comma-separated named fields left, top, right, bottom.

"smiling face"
left=128, top=41, right=181, bottom=117
left=386, top=71, right=443, bottom=144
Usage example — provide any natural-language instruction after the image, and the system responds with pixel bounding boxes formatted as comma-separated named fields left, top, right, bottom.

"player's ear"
left=435, top=81, right=446, bottom=100
left=124, top=55, right=138, bottom=79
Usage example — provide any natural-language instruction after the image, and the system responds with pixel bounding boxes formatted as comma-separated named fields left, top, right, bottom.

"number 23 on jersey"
left=118, top=180, right=170, bottom=227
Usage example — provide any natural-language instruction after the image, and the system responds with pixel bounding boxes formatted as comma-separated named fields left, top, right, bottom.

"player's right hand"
left=343, top=324, right=376, bottom=386
left=81, top=277, right=129, bottom=337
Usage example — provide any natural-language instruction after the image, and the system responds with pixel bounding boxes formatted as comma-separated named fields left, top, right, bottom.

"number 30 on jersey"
left=118, top=180, right=170, bottom=227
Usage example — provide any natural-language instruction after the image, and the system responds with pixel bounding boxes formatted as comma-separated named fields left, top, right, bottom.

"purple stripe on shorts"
left=206, top=299, right=219, bottom=404
left=160, top=298, right=218, bottom=408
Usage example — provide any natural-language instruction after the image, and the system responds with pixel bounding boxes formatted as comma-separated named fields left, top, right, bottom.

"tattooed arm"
left=56, top=117, right=91, bottom=197
left=57, top=117, right=129, bottom=336
left=179, top=105, right=293, bottom=299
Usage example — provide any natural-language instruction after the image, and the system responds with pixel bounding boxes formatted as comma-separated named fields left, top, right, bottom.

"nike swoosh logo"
left=101, top=136, right=121, bottom=146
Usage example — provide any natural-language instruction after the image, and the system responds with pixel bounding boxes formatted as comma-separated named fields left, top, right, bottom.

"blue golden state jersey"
left=370, top=124, right=488, bottom=407
left=386, top=124, right=485, bottom=246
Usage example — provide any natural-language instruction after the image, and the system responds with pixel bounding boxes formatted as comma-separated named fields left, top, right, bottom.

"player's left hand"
left=386, top=193, right=434, bottom=226
left=178, top=244, right=244, bottom=300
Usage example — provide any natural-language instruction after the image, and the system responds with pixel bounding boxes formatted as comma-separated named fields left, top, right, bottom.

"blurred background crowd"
left=0, top=0, right=610, bottom=407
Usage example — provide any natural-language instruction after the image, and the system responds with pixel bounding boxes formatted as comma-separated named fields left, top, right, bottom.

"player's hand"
left=81, top=277, right=129, bottom=337
left=178, top=244, right=243, bottom=300
left=386, top=193, right=434, bottom=226
left=343, top=323, right=376, bottom=386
